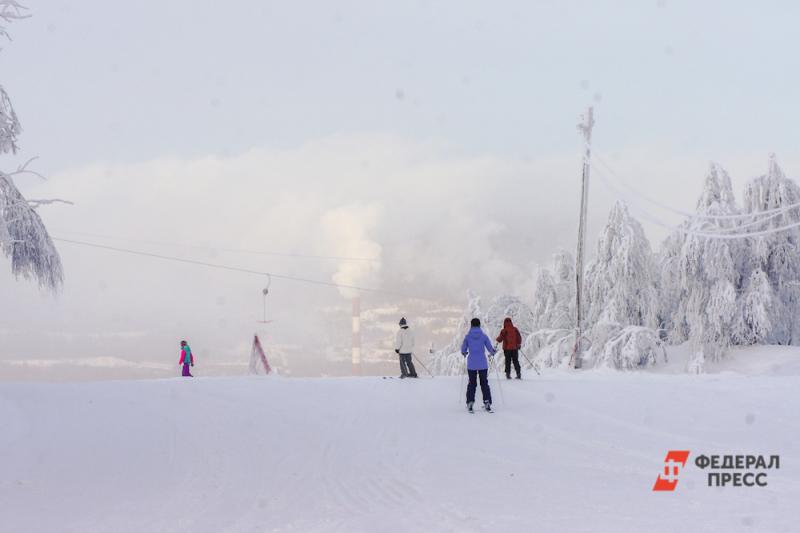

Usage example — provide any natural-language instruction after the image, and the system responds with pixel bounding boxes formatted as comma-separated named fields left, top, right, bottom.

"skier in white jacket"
left=394, top=317, right=418, bottom=378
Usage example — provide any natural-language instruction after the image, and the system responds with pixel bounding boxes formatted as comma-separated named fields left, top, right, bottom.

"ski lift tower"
left=571, top=106, right=595, bottom=369
left=250, top=275, right=273, bottom=375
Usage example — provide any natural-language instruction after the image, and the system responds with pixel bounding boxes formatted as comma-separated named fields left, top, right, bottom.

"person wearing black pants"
left=461, top=317, right=497, bottom=412
left=466, top=368, right=492, bottom=407
left=496, top=317, right=523, bottom=379
left=504, top=349, right=521, bottom=380
left=394, top=317, right=418, bottom=378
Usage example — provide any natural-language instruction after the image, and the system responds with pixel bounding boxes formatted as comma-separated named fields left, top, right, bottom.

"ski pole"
left=412, top=353, right=435, bottom=378
left=519, top=349, right=541, bottom=376
left=458, top=357, right=468, bottom=405
left=488, top=352, right=505, bottom=406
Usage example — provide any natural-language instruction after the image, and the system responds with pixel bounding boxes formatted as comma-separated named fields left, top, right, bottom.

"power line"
left=56, top=230, right=381, bottom=263
left=52, top=237, right=405, bottom=296
left=590, top=163, right=800, bottom=240
left=590, top=145, right=800, bottom=222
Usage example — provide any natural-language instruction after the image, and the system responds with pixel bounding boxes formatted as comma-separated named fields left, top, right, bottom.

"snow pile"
left=2, top=349, right=799, bottom=533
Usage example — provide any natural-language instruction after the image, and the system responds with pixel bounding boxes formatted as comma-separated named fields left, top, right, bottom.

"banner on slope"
left=249, top=334, right=272, bottom=375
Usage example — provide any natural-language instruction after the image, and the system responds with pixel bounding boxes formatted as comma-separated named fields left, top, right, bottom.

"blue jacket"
left=460, top=327, right=496, bottom=370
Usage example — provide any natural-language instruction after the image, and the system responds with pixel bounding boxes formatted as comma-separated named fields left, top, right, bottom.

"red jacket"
left=496, top=318, right=522, bottom=350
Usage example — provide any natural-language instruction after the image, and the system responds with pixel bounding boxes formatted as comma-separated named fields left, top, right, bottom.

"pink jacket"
left=179, top=346, right=194, bottom=366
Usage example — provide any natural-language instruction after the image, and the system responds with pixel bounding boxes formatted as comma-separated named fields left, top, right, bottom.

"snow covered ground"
left=2, top=346, right=799, bottom=532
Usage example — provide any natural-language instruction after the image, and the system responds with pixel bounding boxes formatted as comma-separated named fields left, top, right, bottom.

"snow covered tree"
left=431, top=290, right=482, bottom=375
left=583, top=201, right=662, bottom=368
left=592, top=325, right=666, bottom=369
left=733, top=267, right=774, bottom=345
left=530, top=267, right=556, bottom=330
left=740, top=155, right=800, bottom=344
left=531, top=250, right=575, bottom=331
left=431, top=291, right=535, bottom=375
left=524, top=251, right=576, bottom=368
left=0, top=2, right=63, bottom=291
left=659, top=163, right=741, bottom=372
left=584, top=201, right=658, bottom=330
left=483, top=295, right=535, bottom=340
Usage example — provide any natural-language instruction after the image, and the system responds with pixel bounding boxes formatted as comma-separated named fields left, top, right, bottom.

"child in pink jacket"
left=179, top=340, right=194, bottom=377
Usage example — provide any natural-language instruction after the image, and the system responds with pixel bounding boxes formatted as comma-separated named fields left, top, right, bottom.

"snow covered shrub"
left=589, top=325, right=666, bottom=369
left=523, top=328, right=574, bottom=368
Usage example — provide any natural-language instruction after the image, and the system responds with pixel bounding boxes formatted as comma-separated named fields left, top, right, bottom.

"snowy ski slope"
left=2, top=346, right=799, bottom=532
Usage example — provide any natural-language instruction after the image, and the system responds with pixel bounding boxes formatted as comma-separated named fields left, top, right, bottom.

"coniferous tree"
left=0, top=2, right=63, bottom=291
left=741, top=155, right=800, bottom=344
left=660, top=163, right=740, bottom=371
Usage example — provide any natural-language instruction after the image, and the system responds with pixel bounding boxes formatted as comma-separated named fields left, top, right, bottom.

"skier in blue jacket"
left=461, top=318, right=497, bottom=413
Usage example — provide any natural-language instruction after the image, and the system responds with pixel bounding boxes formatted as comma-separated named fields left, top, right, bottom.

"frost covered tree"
left=431, top=290, right=482, bottom=375
left=583, top=201, right=663, bottom=368
left=733, top=267, right=774, bottom=345
left=524, top=250, right=576, bottom=368
left=740, top=155, right=800, bottom=344
left=659, top=163, right=741, bottom=372
left=584, top=201, right=658, bottom=330
left=530, top=267, right=555, bottom=329
left=0, top=2, right=63, bottom=290
left=532, top=250, right=575, bottom=331
left=483, top=295, right=535, bottom=339
left=431, top=291, right=535, bottom=375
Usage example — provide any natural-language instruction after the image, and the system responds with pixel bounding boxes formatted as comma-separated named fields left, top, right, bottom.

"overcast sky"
left=1, top=0, right=799, bottom=376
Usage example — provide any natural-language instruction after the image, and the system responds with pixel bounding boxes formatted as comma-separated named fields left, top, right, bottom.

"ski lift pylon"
left=257, top=274, right=273, bottom=324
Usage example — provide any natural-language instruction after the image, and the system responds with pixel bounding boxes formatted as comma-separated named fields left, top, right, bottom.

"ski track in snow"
left=1, top=367, right=799, bottom=533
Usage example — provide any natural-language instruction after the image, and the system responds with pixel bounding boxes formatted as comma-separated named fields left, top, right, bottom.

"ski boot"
left=484, top=401, right=493, bottom=413
left=467, top=401, right=474, bottom=413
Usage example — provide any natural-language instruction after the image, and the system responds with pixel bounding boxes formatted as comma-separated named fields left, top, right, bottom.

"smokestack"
left=352, top=296, right=361, bottom=375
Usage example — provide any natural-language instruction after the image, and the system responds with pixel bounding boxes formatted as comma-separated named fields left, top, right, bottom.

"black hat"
left=470, top=318, right=480, bottom=328
left=399, top=317, right=407, bottom=326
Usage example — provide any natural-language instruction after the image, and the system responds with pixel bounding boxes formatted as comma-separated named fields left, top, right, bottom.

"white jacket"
left=395, top=327, right=415, bottom=354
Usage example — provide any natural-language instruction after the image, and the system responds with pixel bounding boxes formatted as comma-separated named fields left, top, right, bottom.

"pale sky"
left=1, top=0, right=799, bottom=377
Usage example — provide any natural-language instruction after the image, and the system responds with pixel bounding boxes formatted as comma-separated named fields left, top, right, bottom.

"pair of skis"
left=468, top=403, right=493, bottom=414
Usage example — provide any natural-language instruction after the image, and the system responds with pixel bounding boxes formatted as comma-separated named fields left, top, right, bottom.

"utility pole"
left=571, top=106, right=595, bottom=369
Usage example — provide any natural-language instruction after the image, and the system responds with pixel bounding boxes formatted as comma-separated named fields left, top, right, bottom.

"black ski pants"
left=399, top=353, right=417, bottom=377
left=504, top=349, right=521, bottom=378
left=466, top=369, right=492, bottom=405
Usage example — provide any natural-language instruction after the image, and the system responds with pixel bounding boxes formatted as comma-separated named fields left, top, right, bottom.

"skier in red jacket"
left=496, top=317, right=522, bottom=379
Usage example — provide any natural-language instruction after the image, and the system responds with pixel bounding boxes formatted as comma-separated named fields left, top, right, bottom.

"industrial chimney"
left=352, top=296, right=361, bottom=375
